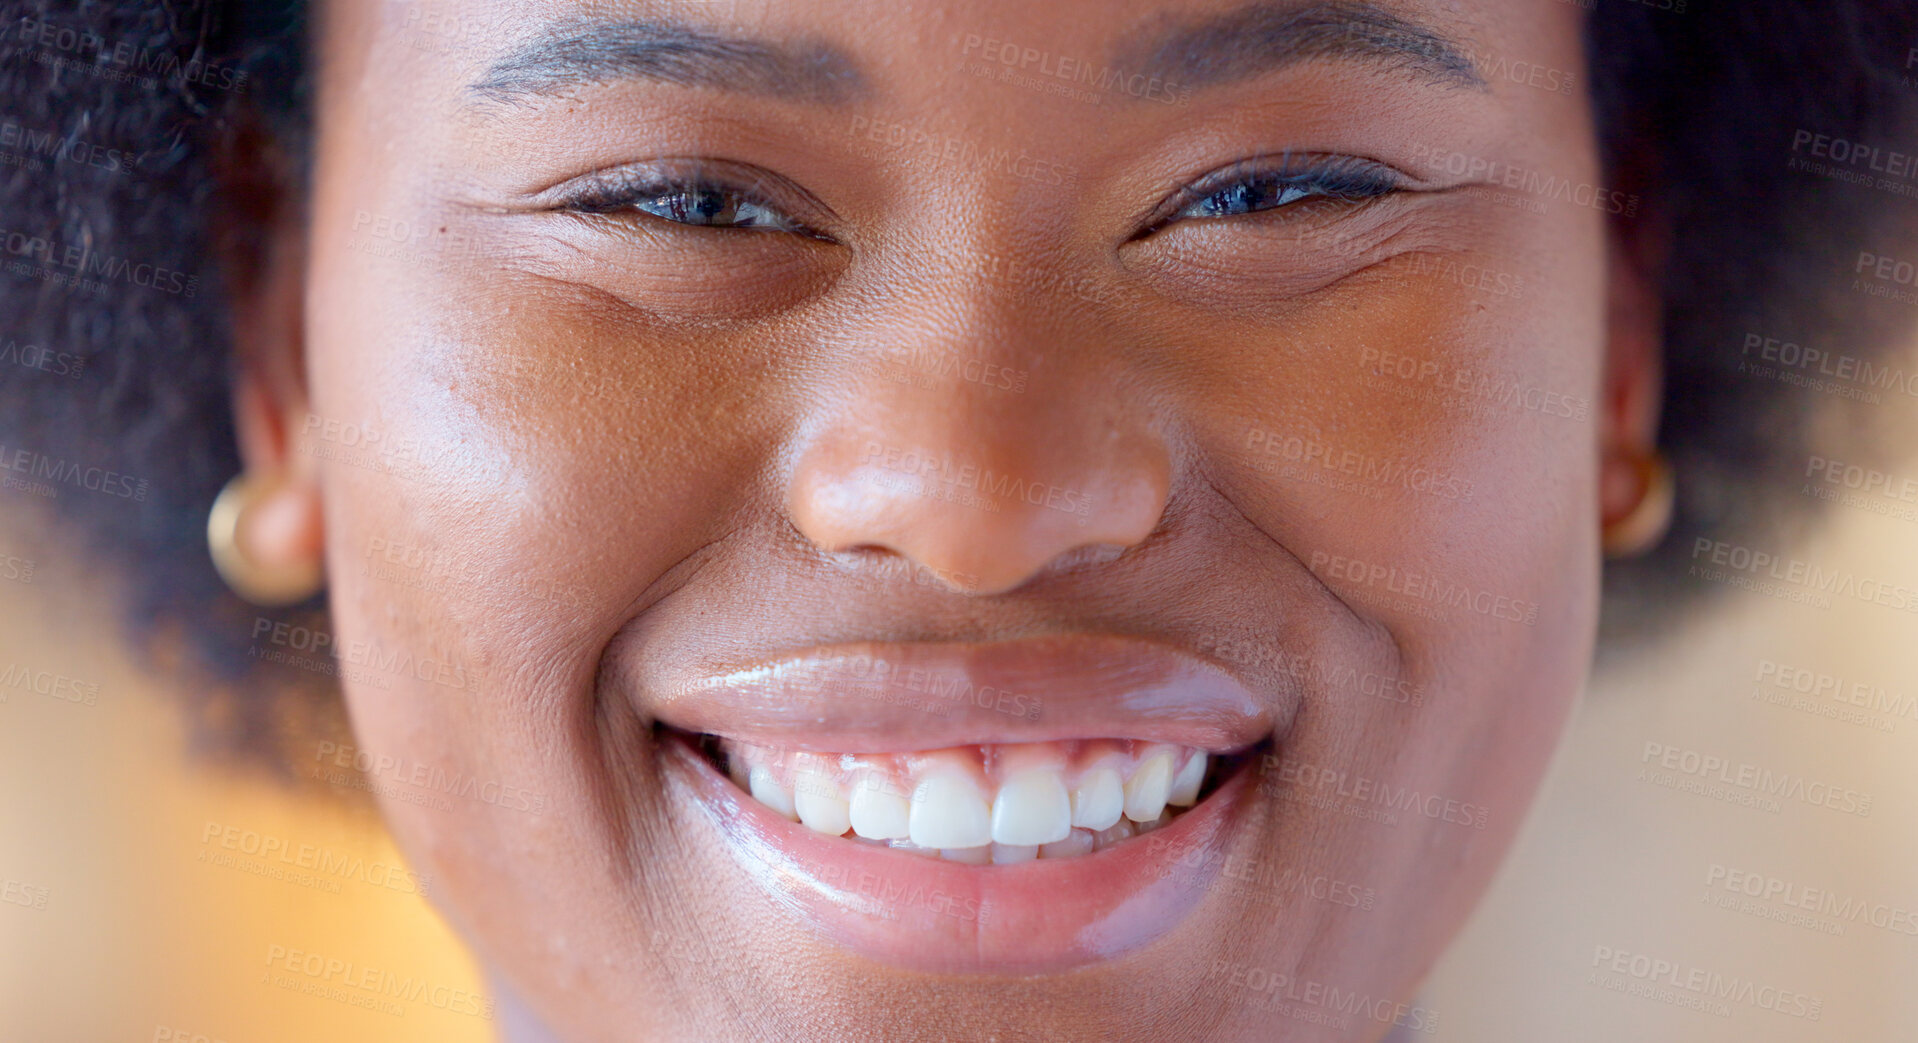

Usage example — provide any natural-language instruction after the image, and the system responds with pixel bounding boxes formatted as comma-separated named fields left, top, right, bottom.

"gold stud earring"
left=207, top=474, right=322, bottom=605
left=1602, top=450, right=1675, bottom=559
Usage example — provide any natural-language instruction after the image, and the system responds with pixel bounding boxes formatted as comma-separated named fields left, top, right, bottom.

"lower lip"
left=660, top=733, right=1259, bottom=975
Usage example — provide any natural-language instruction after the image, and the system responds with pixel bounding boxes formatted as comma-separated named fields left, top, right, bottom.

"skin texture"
left=224, top=0, right=1663, bottom=1038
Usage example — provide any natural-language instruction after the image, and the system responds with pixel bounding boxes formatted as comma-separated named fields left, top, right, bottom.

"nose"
left=788, top=319, right=1171, bottom=597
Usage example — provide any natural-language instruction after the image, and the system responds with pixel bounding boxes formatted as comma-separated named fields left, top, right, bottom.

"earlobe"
left=1597, top=218, right=1673, bottom=558
left=211, top=116, right=325, bottom=604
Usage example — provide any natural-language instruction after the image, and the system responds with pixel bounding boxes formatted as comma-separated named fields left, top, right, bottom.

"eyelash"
left=557, top=167, right=828, bottom=239
left=553, top=153, right=1402, bottom=239
left=1147, top=153, right=1403, bottom=232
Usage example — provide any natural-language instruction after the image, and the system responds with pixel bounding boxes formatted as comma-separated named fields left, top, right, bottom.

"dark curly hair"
left=3, top=0, right=1916, bottom=772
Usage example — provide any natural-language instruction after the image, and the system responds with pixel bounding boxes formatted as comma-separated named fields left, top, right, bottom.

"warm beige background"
left=1427, top=479, right=1918, bottom=1042
left=2, top=412, right=1915, bottom=1041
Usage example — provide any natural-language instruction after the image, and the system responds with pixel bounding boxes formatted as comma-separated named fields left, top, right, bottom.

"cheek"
left=297, top=252, right=725, bottom=872
left=1194, top=231, right=1607, bottom=981
left=1192, top=209, right=1607, bottom=791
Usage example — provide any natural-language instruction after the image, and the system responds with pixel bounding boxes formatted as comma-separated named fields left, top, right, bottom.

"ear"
left=1597, top=211, right=1667, bottom=539
left=214, top=111, right=324, bottom=585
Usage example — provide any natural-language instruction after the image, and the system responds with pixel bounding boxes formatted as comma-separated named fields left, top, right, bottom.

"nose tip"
left=789, top=437, right=1170, bottom=595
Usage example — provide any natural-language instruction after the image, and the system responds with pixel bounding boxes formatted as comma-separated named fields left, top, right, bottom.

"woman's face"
left=259, top=0, right=1639, bottom=1037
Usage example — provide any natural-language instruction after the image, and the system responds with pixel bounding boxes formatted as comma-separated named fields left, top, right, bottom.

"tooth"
left=1091, top=818, right=1135, bottom=851
left=940, top=845, right=992, bottom=865
left=1168, top=751, right=1207, bottom=806
left=889, top=838, right=940, bottom=858
left=727, top=753, right=749, bottom=789
left=909, top=772, right=993, bottom=849
left=991, top=769, right=1072, bottom=846
left=1123, top=752, right=1174, bottom=823
left=1070, top=767, right=1125, bottom=830
left=849, top=775, right=911, bottom=840
left=793, top=763, right=851, bottom=836
left=1135, top=809, right=1174, bottom=833
left=748, top=765, right=797, bottom=821
left=991, top=843, right=1039, bottom=864
left=1040, top=828, right=1095, bottom=859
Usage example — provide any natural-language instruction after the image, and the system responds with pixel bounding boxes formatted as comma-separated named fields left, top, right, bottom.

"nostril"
left=817, top=544, right=984, bottom=594
left=1048, top=543, right=1130, bottom=570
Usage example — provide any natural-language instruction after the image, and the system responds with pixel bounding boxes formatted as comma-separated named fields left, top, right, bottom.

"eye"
left=1144, top=153, right=1405, bottom=233
left=627, top=184, right=800, bottom=231
left=550, top=162, right=830, bottom=240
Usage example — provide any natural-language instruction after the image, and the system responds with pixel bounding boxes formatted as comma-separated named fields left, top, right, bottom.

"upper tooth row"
left=739, top=748, right=1208, bottom=848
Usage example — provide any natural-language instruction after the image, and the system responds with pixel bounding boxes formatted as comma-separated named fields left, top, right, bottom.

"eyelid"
left=541, top=159, right=838, bottom=238
left=1138, top=152, right=1411, bottom=235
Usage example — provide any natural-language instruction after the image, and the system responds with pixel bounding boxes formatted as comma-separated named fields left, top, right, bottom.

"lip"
left=649, top=633, right=1292, bottom=753
left=660, top=730, right=1264, bottom=974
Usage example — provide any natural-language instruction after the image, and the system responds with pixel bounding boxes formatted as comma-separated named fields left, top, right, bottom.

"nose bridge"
left=786, top=262, right=1171, bottom=596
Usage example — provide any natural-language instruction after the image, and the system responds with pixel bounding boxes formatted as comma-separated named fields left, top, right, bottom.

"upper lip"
left=646, top=633, right=1291, bottom=753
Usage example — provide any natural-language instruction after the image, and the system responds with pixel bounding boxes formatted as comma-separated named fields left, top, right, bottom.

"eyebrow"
left=465, top=0, right=1481, bottom=110
left=1115, top=1, right=1486, bottom=94
left=467, top=22, right=867, bottom=107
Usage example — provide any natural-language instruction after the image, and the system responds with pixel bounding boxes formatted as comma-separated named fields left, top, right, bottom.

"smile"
left=649, top=635, right=1292, bottom=973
